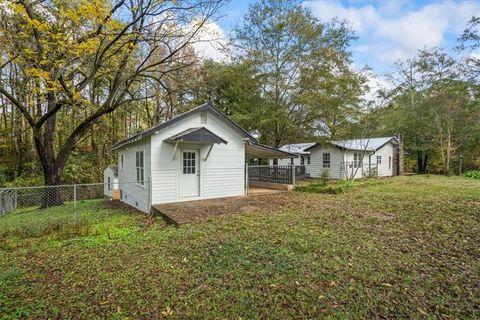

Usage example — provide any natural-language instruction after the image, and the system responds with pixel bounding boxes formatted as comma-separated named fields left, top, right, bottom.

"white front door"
left=180, top=149, right=200, bottom=198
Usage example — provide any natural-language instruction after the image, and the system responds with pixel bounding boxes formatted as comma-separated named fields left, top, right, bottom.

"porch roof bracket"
left=203, top=143, right=214, bottom=161
left=171, top=141, right=179, bottom=161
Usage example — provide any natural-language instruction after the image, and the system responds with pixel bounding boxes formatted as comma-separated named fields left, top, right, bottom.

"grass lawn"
left=1, top=175, right=479, bottom=319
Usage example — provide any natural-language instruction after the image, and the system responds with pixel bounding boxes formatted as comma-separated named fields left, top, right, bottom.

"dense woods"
left=0, top=0, right=479, bottom=186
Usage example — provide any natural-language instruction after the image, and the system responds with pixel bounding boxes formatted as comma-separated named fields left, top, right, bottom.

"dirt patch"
left=152, top=194, right=289, bottom=225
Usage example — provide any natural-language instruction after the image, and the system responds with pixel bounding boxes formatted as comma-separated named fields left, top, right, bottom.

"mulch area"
left=152, top=194, right=289, bottom=225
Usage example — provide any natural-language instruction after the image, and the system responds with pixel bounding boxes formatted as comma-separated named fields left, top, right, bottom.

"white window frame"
left=136, top=151, right=145, bottom=186
left=300, top=156, right=305, bottom=165
left=182, top=151, right=197, bottom=174
left=389, top=156, right=392, bottom=169
left=307, top=155, right=310, bottom=165
left=377, top=155, right=382, bottom=165
left=322, top=153, right=330, bottom=168
left=120, top=154, right=124, bottom=170
left=353, top=153, right=363, bottom=168
left=107, top=177, right=111, bottom=191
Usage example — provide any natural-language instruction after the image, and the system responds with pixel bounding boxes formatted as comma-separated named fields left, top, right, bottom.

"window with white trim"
left=353, top=153, right=362, bottom=168
left=183, top=152, right=196, bottom=174
left=107, top=177, right=111, bottom=191
left=377, top=155, right=382, bottom=165
left=389, top=156, right=392, bottom=169
left=322, top=153, right=330, bottom=168
left=307, top=156, right=310, bottom=165
left=300, top=156, right=305, bottom=165
left=120, top=154, right=124, bottom=170
left=136, top=151, right=144, bottom=185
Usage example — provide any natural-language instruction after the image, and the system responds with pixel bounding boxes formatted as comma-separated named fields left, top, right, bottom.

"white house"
left=103, top=165, right=119, bottom=197
left=109, top=102, right=294, bottom=213
left=272, top=137, right=400, bottom=180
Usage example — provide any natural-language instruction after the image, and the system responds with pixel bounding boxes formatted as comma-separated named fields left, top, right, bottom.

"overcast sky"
left=197, top=0, right=480, bottom=74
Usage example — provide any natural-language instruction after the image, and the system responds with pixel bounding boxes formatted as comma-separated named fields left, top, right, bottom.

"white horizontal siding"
left=372, top=143, right=394, bottom=176
left=149, top=110, right=246, bottom=203
left=202, top=168, right=245, bottom=198
left=116, top=138, right=151, bottom=213
left=151, top=169, right=177, bottom=203
left=309, top=146, right=343, bottom=179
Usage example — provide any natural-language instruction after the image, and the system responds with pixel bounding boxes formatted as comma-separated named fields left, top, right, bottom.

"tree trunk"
left=41, top=166, right=63, bottom=208
left=417, top=151, right=428, bottom=174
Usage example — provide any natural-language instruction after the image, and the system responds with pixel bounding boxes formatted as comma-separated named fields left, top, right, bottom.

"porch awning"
left=164, top=127, right=227, bottom=144
left=245, top=142, right=297, bottom=159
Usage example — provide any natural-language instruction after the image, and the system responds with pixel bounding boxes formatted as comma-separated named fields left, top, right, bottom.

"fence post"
left=292, top=164, right=296, bottom=189
left=73, top=184, right=77, bottom=221
left=14, top=189, right=18, bottom=210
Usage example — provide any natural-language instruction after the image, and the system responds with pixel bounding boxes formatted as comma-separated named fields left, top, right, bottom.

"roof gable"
left=111, top=102, right=255, bottom=150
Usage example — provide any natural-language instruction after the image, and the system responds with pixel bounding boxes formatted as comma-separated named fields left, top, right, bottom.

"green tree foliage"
left=233, top=0, right=365, bottom=146
left=363, top=48, right=480, bottom=174
left=187, top=60, right=264, bottom=134
left=0, top=0, right=221, bottom=192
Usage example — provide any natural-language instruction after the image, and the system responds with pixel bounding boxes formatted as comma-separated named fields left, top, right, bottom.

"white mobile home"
left=109, top=102, right=294, bottom=213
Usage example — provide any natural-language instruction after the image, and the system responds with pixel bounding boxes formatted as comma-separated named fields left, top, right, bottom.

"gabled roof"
left=164, top=127, right=227, bottom=145
left=111, top=102, right=256, bottom=150
left=279, top=142, right=316, bottom=155
left=305, top=136, right=398, bottom=152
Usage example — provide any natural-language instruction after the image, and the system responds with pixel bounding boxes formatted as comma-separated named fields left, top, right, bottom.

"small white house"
left=103, top=165, right=119, bottom=197
left=272, top=137, right=400, bottom=180
left=109, top=102, right=294, bottom=213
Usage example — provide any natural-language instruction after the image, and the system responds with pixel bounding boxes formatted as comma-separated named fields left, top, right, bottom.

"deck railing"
left=295, top=165, right=306, bottom=177
left=247, top=165, right=308, bottom=185
left=248, top=165, right=293, bottom=184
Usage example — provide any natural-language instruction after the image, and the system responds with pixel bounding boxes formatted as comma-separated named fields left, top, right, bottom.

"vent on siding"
left=135, top=201, right=138, bottom=207
left=200, top=113, right=207, bottom=124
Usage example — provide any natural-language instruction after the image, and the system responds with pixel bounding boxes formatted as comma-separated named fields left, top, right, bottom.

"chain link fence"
left=0, top=181, right=152, bottom=216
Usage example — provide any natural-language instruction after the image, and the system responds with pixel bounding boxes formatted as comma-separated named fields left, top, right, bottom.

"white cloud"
left=191, top=20, right=230, bottom=62
left=304, top=0, right=480, bottom=64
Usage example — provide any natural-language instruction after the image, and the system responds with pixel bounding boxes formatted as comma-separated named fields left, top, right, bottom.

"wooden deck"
left=151, top=192, right=286, bottom=226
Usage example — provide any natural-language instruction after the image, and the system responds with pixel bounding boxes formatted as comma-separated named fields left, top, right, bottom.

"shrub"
left=296, top=180, right=354, bottom=194
left=320, top=170, right=330, bottom=185
left=463, top=170, right=480, bottom=180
